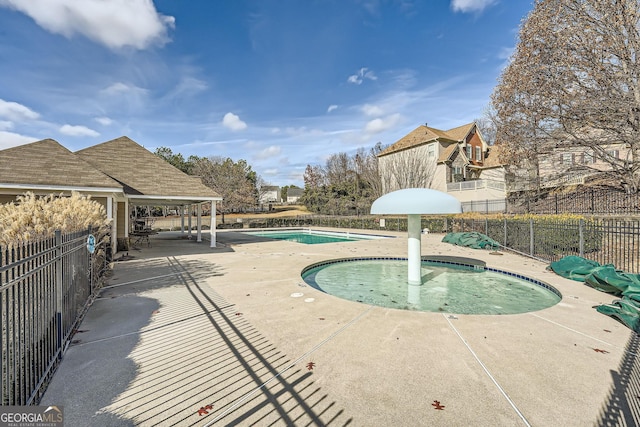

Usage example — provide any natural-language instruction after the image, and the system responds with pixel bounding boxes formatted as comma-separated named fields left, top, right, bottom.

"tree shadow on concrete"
left=40, top=293, right=159, bottom=427
left=92, top=255, right=353, bottom=426
left=596, top=331, right=640, bottom=426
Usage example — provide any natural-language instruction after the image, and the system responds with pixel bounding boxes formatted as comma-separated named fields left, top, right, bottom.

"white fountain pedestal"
left=407, top=214, right=422, bottom=285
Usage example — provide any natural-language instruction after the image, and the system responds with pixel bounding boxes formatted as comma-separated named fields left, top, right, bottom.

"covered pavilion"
left=0, top=136, right=222, bottom=255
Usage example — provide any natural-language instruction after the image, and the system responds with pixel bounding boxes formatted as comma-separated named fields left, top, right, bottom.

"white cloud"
left=59, top=124, right=99, bottom=137
left=94, top=116, right=113, bottom=126
left=451, top=0, right=498, bottom=13
left=327, top=105, right=338, bottom=113
left=175, top=76, right=207, bottom=94
left=0, top=99, right=40, bottom=121
left=101, top=82, right=147, bottom=96
left=284, top=127, right=324, bottom=138
left=164, top=76, right=208, bottom=101
left=0, top=130, right=37, bottom=149
left=364, top=113, right=402, bottom=134
left=99, top=82, right=148, bottom=112
left=254, top=145, right=282, bottom=160
left=222, top=112, right=247, bottom=131
left=0, top=0, right=175, bottom=50
left=361, top=104, right=384, bottom=117
left=347, top=67, right=378, bottom=85
left=0, top=120, right=12, bottom=130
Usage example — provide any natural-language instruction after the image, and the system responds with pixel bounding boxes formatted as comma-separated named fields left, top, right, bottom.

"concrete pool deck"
left=41, top=228, right=638, bottom=426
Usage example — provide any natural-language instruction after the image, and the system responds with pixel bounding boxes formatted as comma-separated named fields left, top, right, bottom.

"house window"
left=475, top=146, right=482, bottom=162
left=606, top=149, right=619, bottom=159
left=583, top=151, right=594, bottom=164
left=427, top=143, right=436, bottom=159
left=561, top=153, right=574, bottom=165
left=465, top=145, right=472, bottom=159
left=453, top=166, right=463, bottom=182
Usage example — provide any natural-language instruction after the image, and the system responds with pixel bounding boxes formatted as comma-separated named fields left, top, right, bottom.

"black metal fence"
left=0, top=228, right=109, bottom=406
left=242, top=215, right=640, bottom=274
left=452, top=217, right=640, bottom=273
left=509, top=187, right=640, bottom=215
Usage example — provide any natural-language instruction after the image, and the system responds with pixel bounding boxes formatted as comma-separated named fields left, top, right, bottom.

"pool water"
left=302, top=259, right=561, bottom=315
left=244, top=230, right=380, bottom=244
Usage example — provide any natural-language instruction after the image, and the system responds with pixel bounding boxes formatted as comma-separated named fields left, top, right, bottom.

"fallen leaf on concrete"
left=432, top=400, right=445, bottom=410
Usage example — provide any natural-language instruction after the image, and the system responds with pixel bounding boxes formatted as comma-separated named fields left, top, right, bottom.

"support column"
left=180, top=205, right=185, bottom=233
left=187, top=205, right=192, bottom=239
left=107, top=196, right=116, bottom=257
left=407, top=214, right=422, bottom=285
left=124, top=199, right=129, bottom=239
left=196, top=203, right=202, bottom=242
left=210, top=200, right=217, bottom=248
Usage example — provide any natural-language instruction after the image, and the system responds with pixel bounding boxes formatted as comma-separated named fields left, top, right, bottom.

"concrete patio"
left=41, top=228, right=638, bottom=426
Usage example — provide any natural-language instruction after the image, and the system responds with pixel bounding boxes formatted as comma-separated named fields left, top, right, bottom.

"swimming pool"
left=242, top=229, right=388, bottom=244
left=301, top=257, right=561, bottom=314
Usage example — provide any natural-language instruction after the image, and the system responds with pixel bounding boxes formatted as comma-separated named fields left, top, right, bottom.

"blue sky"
left=0, top=0, right=533, bottom=187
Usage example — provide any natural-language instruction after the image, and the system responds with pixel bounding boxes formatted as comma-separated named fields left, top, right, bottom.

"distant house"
left=502, top=124, right=634, bottom=193
left=260, top=186, right=281, bottom=204
left=0, top=136, right=222, bottom=254
left=286, top=188, right=303, bottom=204
left=537, top=141, right=630, bottom=190
left=377, top=122, right=505, bottom=204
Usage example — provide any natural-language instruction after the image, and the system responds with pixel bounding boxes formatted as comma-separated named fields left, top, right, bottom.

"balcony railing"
left=447, top=180, right=505, bottom=192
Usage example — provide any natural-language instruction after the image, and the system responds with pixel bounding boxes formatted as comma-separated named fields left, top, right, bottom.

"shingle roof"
left=378, top=123, right=474, bottom=157
left=75, top=136, right=221, bottom=199
left=437, top=144, right=459, bottom=163
left=443, top=123, right=475, bottom=141
left=0, top=139, right=122, bottom=189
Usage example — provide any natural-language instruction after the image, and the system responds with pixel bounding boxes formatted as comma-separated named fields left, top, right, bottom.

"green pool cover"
left=549, top=255, right=640, bottom=331
left=442, top=232, right=500, bottom=250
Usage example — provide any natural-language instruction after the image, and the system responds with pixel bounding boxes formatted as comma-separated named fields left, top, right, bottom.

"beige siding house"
left=0, top=136, right=222, bottom=254
left=537, top=143, right=630, bottom=189
left=378, top=122, right=505, bottom=203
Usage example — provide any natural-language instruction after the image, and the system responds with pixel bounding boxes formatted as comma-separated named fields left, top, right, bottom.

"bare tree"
left=475, top=108, right=497, bottom=146
left=325, top=152, right=354, bottom=186
left=492, top=0, right=640, bottom=192
left=378, top=148, right=437, bottom=192
left=355, top=144, right=385, bottom=200
left=190, top=156, right=258, bottom=213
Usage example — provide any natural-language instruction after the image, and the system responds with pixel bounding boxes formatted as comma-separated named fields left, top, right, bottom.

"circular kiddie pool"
left=301, top=256, right=561, bottom=315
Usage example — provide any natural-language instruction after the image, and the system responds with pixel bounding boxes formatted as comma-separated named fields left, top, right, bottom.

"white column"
left=124, top=199, right=129, bottom=238
left=196, top=203, right=202, bottom=242
left=180, top=205, right=185, bottom=233
left=210, top=200, right=217, bottom=247
left=407, top=214, right=422, bottom=285
left=107, top=196, right=116, bottom=255
left=187, top=205, right=192, bottom=238
left=107, top=196, right=113, bottom=221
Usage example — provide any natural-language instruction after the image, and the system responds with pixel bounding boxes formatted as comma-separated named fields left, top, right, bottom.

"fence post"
left=485, top=218, right=488, bottom=236
left=87, top=226, right=93, bottom=294
left=503, top=218, right=507, bottom=247
left=579, top=219, right=584, bottom=257
left=529, top=218, right=534, bottom=256
left=55, top=230, right=63, bottom=360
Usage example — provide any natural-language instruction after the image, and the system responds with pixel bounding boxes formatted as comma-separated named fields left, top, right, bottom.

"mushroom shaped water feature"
left=371, top=188, right=461, bottom=285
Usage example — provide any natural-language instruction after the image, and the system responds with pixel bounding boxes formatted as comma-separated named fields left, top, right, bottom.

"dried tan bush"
left=0, top=192, right=110, bottom=246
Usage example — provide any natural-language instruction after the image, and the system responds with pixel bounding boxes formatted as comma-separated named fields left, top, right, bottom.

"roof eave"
left=0, top=183, right=124, bottom=193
